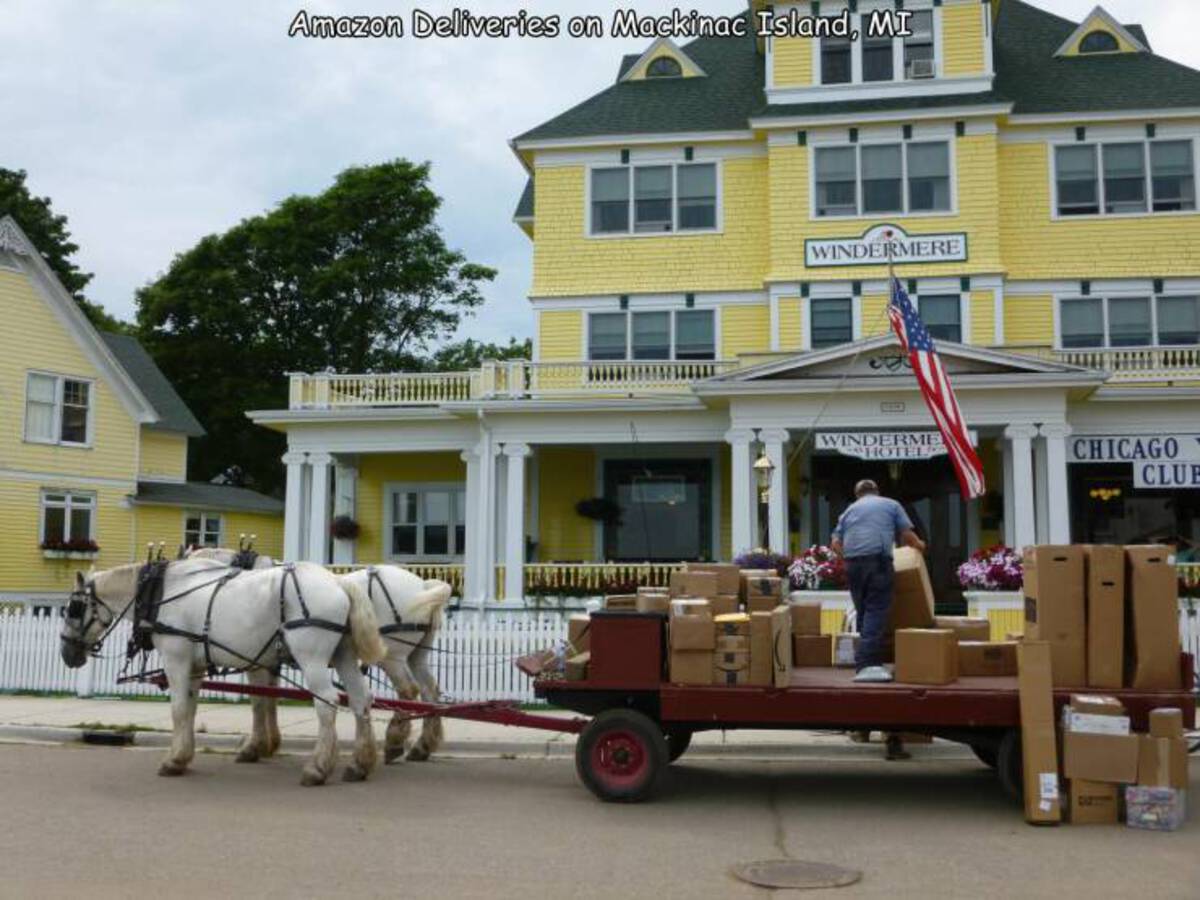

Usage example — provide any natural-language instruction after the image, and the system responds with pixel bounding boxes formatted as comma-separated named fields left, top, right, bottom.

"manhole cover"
left=731, top=860, right=862, bottom=890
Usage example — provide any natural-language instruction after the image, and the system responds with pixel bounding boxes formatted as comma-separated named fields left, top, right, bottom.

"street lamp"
left=753, top=448, right=775, bottom=550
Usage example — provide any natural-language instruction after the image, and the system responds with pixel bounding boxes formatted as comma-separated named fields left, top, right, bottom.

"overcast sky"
left=2, top=0, right=1198, bottom=345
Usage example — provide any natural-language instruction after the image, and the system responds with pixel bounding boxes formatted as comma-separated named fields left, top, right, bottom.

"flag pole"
left=885, top=227, right=895, bottom=299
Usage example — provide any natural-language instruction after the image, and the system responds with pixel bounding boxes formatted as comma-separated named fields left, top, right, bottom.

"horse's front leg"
left=406, top=646, right=444, bottom=762
left=377, top=655, right=417, bottom=763
left=159, top=651, right=200, bottom=777
left=236, top=668, right=276, bottom=763
left=333, top=643, right=377, bottom=782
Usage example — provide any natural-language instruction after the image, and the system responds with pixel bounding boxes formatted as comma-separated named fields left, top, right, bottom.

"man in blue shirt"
left=832, top=479, right=926, bottom=684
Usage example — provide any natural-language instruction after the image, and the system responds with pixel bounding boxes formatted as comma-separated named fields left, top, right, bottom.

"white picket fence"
left=0, top=607, right=568, bottom=704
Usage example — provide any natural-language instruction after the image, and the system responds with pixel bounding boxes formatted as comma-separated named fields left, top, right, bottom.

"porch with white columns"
left=1040, top=423, right=1073, bottom=543
left=306, top=452, right=333, bottom=564
left=726, top=428, right=755, bottom=555
left=760, top=428, right=790, bottom=555
left=462, top=438, right=500, bottom=607
left=1004, top=424, right=1038, bottom=551
left=282, top=450, right=309, bottom=562
left=331, top=457, right=358, bottom=565
left=502, top=442, right=531, bottom=603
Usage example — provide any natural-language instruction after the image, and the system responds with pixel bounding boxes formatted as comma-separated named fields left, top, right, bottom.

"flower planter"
left=963, top=590, right=1024, bottom=614
left=42, top=550, right=99, bottom=561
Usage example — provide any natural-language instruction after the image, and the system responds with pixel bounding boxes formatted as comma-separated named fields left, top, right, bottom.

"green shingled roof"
left=135, top=481, right=282, bottom=515
left=514, top=178, right=534, bottom=220
left=100, top=332, right=205, bottom=437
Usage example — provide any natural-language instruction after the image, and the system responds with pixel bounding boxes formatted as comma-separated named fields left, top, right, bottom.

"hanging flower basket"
left=330, top=515, right=361, bottom=541
left=575, top=497, right=622, bottom=526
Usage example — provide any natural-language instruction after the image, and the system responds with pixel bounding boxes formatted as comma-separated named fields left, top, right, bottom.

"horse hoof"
left=405, top=746, right=431, bottom=762
left=158, top=762, right=186, bottom=777
left=300, top=769, right=326, bottom=787
left=235, top=746, right=260, bottom=764
left=384, top=746, right=406, bottom=764
left=342, top=765, right=368, bottom=783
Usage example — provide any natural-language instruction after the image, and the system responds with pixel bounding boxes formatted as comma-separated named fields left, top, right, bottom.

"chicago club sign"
left=805, top=223, right=968, bottom=268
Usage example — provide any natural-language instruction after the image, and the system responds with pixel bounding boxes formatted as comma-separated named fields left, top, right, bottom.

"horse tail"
left=414, top=580, right=453, bottom=631
left=344, top=580, right=387, bottom=665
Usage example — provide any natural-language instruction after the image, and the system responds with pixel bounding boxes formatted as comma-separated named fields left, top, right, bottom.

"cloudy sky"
left=2, top=0, right=1197, bottom=345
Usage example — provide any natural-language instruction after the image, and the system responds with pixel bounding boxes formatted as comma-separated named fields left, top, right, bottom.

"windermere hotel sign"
left=806, top=224, right=968, bottom=268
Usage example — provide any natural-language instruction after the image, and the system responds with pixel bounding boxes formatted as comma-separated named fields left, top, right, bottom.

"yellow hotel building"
left=253, top=1, right=1200, bottom=606
left=0, top=217, right=283, bottom=607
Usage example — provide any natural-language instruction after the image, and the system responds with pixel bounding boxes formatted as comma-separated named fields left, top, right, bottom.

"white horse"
left=60, top=558, right=387, bottom=785
left=188, top=548, right=452, bottom=763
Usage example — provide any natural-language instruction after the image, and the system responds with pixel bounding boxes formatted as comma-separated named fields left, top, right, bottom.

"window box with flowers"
left=785, top=545, right=853, bottom=620
left=958, top=545, right=1024, bottom=617
left=41, top=538, right=100, bottom=560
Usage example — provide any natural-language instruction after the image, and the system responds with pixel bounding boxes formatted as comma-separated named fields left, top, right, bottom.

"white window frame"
left=1053, top=293, right=1200, bottom=349
left=585, top=308, right=717, bottom=361
left=184, top=511, right=224, bottom=549
left=23, top=371, right=95, bottom=448
left=914, top=292, right=969, bottom=344
left=817, top=8, right=942, bottom=88
left=585, top=160, right=723, bottom=238
left=39, top=490, right=96, bottom=544
left=1049, top=137, right=1199, bottom=221
left=808, top=297, right=855, bottom=349
left=383, top=482, right=467, bottom=563
left=810, top=138, right=957, bottom=220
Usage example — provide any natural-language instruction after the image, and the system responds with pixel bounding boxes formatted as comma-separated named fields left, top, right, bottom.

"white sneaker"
left=853, top=665, right=894, bottom=683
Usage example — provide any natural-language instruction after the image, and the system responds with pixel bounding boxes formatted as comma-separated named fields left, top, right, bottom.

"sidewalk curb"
left=0, top=723, right=975, bottom=760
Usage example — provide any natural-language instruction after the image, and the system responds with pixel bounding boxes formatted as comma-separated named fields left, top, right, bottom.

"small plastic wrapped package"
left=1124, top=786, right=1186, bottom=832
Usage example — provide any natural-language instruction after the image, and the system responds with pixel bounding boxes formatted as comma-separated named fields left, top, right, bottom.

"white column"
left=760, top=428, right=790, bottom=556
left=466, top=433, right=499, bottom=606
left=1004, top=425, right=1037, bottom=552
left=1040, top=423, right=1073, bottom=544
left=331, top=459, right=358, bottom=565
left=1033, top=437, right=1050, bottom=544
left=306, top=451, right=333, bottom=564
left=1001, top=437, right=1016, bottom=547
left=282, top=450, right=307, bottom=562
left=726, top=428, right=755, bottom=557
left=503, top=443, right=531, bottom=603
left=461, top=448, right=482, bottom=606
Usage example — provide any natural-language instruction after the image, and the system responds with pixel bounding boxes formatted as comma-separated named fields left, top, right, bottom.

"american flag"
left=888, top=278, right=986, bottom=499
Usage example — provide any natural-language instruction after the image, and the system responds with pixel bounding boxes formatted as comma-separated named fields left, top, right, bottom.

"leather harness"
left=366, top=566, right=428, bottom=637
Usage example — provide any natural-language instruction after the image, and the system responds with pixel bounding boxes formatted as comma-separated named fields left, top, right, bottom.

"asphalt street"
left=0, top=742, right=1196, bottom=899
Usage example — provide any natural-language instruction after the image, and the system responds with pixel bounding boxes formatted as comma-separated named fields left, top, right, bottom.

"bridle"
left=62, top=580, right=133, bottom=656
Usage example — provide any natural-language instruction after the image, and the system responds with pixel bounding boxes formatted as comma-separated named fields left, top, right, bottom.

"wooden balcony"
left=1011, top=345, right=1200, bottom=384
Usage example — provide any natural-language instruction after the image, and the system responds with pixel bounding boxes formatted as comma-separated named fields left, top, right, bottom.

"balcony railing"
left=1010, top=345, right=1200, bottom=383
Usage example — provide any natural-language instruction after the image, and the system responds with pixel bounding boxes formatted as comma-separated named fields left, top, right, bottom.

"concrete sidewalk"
left=0, top=693, right=972, bottom=760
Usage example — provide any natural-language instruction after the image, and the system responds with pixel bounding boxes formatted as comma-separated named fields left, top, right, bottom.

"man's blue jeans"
left=845, top=554, right=893, bottom=671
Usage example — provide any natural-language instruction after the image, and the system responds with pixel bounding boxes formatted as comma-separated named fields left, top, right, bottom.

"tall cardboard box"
left=1016, top=641, right=1062, bottom=824
left=895, top=629, right=958, bottom=685
left=567, top=614, right=591, bottom=655
left=1083, top=545, right=1125, bottom=689
left=1067, top=780, right=1119, bottom=825
left=1125, top=546, right=1182, bottom=690
left=669, top=571, right=718, bottom=599
left=1136, top=734, right=1189, bottom=789
left=789, top=601, right=822, bottom=636
left=1022, top=546, right=1086, bottom=687
left=749, top=612, right=773, bottom=686
left=770, top=605, right=792, bottom=688
left=685, top=563, right=741, bottom=596
left=793, top=634, right=833, bottom=667
left=890, top=547, right=936, bottom=631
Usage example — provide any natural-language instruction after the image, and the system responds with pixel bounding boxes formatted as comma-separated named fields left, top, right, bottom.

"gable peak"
left=1054, top=5, right=1147, bottom=58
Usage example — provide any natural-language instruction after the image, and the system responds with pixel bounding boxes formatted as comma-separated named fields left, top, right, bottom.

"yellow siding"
left=1061, top=17, right=1140, bottom=56
left=969, top=289, right=995, bottom=345
left=861, top=294, right=890, bottom=337
left=537, top=448, right=594, bottom=562
left=721, top=304, right=771, bottom=359
left=1003, top=295, right=1053, bottom=346
left=0, top=478, right=135, bottom=594
left=357, top=453, right=466, bottom=563
left=132, top=506, right=283, bottom=560
left=771, top=37, right=813, bottom=87
left=531, top=156, right=770, bottom=297
left=0, top=270, right=139, bottom=480
left=998, top=140, right=1200, bottom=278
left=225, top=513, right=283, bottom=559
left=537, top=310, right=583, bottom=361
left=139, top=431, right=187, bottom=481
left=942, top=4, right=986, bottom=77
left=777, top=297, right=803, bottom=351
left=768, top=132, right=1002, bottom=281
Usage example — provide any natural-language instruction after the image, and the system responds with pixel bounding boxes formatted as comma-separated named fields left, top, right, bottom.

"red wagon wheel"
left=575, top=709, right=666, bottom=802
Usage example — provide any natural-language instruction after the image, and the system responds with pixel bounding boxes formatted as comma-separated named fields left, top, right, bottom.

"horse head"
left=60, top=569, right=119, bottom=668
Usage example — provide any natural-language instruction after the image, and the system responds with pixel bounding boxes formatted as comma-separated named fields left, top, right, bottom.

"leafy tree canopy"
left=136, top=159, right=498, bottom=493
left=426, top=337, right=531, bottom=372
left=0, top=167, right=126, bottom=331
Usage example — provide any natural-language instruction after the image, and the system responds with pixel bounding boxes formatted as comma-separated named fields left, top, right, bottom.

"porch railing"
left=1007, top=345, right=1200, bottom=383
left=289, top=371, right=477, bottom=409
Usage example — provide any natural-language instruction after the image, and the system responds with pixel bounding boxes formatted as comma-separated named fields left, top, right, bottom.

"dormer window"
left=645, top=56, right=682, bottom=79
left=1079, top=31, right=1120, bottom=54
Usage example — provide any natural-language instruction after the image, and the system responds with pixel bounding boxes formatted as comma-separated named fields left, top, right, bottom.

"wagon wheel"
left=996, top=728, right=1023, bottom=804
left=575, top=709, right=667, bottom=803
left=970, top=742, right=999, bottom=770
left=663, top=727, right=693, bottom=764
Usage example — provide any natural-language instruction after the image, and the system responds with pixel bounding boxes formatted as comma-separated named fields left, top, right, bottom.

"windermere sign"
left=805, top=224, right=968, bottom=268
left=818, top=430, right=978, bottom=461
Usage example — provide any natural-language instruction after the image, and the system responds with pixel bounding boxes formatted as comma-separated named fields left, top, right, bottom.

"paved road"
left=0, top=742, right=1195, bottom=899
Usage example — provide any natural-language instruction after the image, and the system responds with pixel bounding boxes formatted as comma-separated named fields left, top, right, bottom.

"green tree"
left=136, top=159, right=496, bottom=493
left=426, top=337, right=531, bottom=371
left=0, top=167, right=125, bottom=331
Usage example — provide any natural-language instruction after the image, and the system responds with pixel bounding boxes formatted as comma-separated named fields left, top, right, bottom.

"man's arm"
left=900, top=528, right=927, bottom=555
left=831, top=537, right=844, bottom=556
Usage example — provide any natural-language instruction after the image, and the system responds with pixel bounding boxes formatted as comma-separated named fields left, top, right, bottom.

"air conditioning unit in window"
left=907, top=58, right=936, bottom=79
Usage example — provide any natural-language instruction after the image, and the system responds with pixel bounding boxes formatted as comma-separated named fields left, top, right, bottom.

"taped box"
left=669, top=607, right=715, bottom=651
left=793, top=634, right=833, bottom=667
left=1062, top=731, right=1139, bottom=783
left=565, top=652, right=590, bottom=682
left=669, top=571, right=719, bottom=599
left=788, top=600, right=822, bottom=636
left=1125, top=546, right=1182, bottom=690
left=750, top=613, right=773, bottom=686
left=1149, top=708, right=1184, bottom=739
left=958, top=641, right=1018, bottom=677
left=1067, top=780, right=1119, bottom=826
left=684, top=563, right=741, bottom=596
left=1061, top=695, right=1131, bottom=736
left=604, top=594, right=638, bottom=610
left=636, top=593, right=671, bottom=614
left=1137, top=735, right=1189, bottom=790
left=713, top=650, right=751, bottom=686
left=715, top=613, right=751, bottom=637
left=895, top=629, right=958, bottom=685
left=1017, top=641, right=1062, bottom=824
left=1083, top=545, right=1125, bottom=689
left=770, top=606, right=792, bottom=688
left=1022, top=546, right=1086, bottom=687
left=669, top=650, right=712, bottom=685
left=710, top=594, right=740, bottom=617
left=934, top=616, right=991, bottom=642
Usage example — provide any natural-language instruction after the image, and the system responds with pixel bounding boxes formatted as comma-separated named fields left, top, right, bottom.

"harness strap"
left=201, top=571, right=242, bottom=672
left=367, top=566, right=427, bottom=636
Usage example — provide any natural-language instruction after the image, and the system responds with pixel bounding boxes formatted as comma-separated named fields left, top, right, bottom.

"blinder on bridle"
left=62, top=581, right=115, bottom=654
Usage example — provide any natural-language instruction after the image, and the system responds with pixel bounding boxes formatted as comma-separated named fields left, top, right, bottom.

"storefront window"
left=1071, top=462, right=1200, bottom=546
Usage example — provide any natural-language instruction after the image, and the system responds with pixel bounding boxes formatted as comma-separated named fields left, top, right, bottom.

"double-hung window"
left=862, top=30, right=893, bottom=82
left=25, top=372, right=92, bottom=446
left=811, top=298, right=853, bottom=349
left=590, top=163, right=717, bottom=236
left=1056, top=139, right=1196, bottom=217
left=918, top=295, right=962, bottom=343
left=1158, top=296, right=1200, bottom=345
left=588, top=309, right=716, bottom=361
left=820, top=26, right=852, bottom=84
left=184, top=513, right=223, bottom=548
left=815, top=142, right=952, bottom=217
left=41, top=491, right=95, bottom=547
left=388, top=486, right=466, bottom=559
left=903, top=11, right=935, bottom=78
left=1059, top=295, right=1200, bottom=348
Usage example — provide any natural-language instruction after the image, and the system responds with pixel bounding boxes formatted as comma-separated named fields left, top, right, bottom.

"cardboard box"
left=1062, top=707, right=1131, bottom=737
left=742, top=574, right=784, bottom=606
left=636, top=593, right=671, bottom=614
left=637, top=586, right=669, bottom=596
left=789, top=602, right=822, bottom=636
left=1125, top=786, right=1187, bottom=832
left=1062, top=731, right=1139, bottom=783
left=670, top=609, right=715, bottom=651
left=713, top=649, right=751, bottom=686
left=567, top=614, right=591, bottom=655
left=1083, top=545, right=1125, bottom=689
left=670, top=598, right=710, bottom=616
left=1016, top=641, right=1062, bottom=824
left=1149, top=708, right=1185, bottom=739
left=604, top=594, right=638, bottom=610
left=1067, top=694, right=1125, bottom=717
left=793, top=634, right=834, bottom=667
left=1136, top=735, right=1189, bottom=790
left=749, top=612, right=773, bottom=687
left=669, top=571, right=719, bottom=599
left=934, top=616, right=991, bottom=642
left=895, top=629, right=958, bottom=685
left=1125, top=546, right=1182, bottom=690
left=1067, top=780, right=1119, bottom=825
left=958, top=641, right=1018, bottom=677
left=1022, top=546, right=1087, bottom=687
left=710, top=594, right=739, bottom=617
left=685, top=563, right=741, bottom=596
left=565, top=652, right=590, bottom=682
left=716, top=634, right=750, bottom=653
left=747, top=595, right=784, bottom=614
left=770, top=606, right=792, bottom=688
left=714, top=613, right=751, bottom=636
left=833, top=633, right=859, bottom=668
left=890, top=547, right=936, bottom=632
left=669, top=650, right=712, bottom=685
